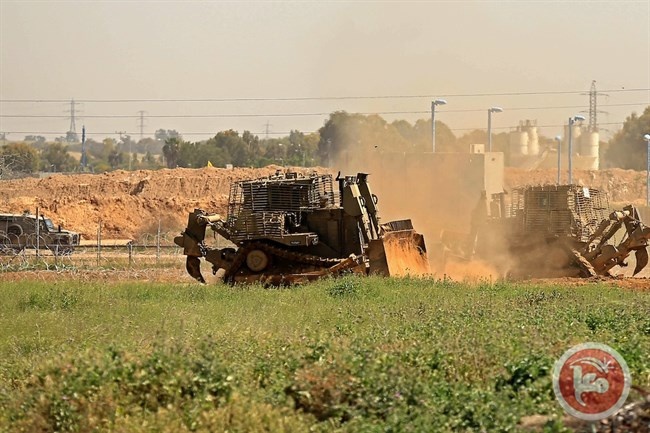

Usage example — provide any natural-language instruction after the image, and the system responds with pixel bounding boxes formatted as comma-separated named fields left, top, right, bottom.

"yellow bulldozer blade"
left=368, top=230, right=430, bottom=277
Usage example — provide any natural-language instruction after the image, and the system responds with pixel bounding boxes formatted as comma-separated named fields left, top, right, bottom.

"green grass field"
left=1, top=275, right=649, bottom=432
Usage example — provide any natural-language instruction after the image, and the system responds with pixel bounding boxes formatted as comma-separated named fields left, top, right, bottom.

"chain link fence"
left=0, top=221, right=188, bottom=271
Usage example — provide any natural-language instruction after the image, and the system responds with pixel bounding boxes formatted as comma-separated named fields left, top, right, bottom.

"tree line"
left=1, top=108, right=649, bottom=178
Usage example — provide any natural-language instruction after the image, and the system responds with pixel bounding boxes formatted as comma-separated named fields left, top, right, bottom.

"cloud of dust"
left=331, top=136, right=519, bottom=281
left=442, top=258, right=501, bottom=282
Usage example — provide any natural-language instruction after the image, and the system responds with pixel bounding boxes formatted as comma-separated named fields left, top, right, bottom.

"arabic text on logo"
left=552, top=342, right=631, bottom=421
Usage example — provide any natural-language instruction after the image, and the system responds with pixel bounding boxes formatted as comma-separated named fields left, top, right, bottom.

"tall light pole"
left=567, top=115, right=585, bottom=184
left=555, top=135, right=562, bottom=184
left=431, top=99, right=447, bottom=153
left=487, top=107, right=503, bottom=152
left=644, top=134, right=650, bottom=207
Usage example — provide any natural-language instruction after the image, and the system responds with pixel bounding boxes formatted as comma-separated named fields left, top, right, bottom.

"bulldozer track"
left=256, top=241, right=343, bottom=267
left=222, top=243, right=255, bottom=283
left=569, top=247, right=597, bottom=277
left=222, top=241, right=347, bottom=284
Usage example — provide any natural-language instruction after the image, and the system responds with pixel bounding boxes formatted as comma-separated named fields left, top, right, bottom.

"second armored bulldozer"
left=443, top=184, right=650, bottom=278
left=174, top=171, right=429, bottom=284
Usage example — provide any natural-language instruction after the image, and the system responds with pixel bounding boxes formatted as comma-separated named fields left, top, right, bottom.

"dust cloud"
left=332, top=142, right=510, bottom=280
left=328, top=120, right=650, bottom=281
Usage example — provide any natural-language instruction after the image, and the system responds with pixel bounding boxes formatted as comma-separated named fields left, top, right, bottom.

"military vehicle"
left=445, top=184, right=650, bottom=278
left=174, top=171, right=429, bottom=284
left=0, top=211, right=81, bottom=254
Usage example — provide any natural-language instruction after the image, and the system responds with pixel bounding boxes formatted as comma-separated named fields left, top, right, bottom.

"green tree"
left=107, top=149, right=124, bottom=169
left=242, top=131, right=260, bottom=158
left=41, top=142, right=78, bottom=172
left=604, top=106, right=650, bottom=169
left=136, top=137, right=161, bottom=155
left=23, top=135, right=46, bottom=145
left=318, top=112, right=456, bottom=165
left=409, top=118, right=457, bottom=153
left=261, top=138, right=287, bottom=166
left=456, top=129, right=488, bottom=152
left=1, top=142, right=40, bottom=173
left=142, top=151, right=159, bottom=169
left=207, top=130, right=250, bottom=166
left=162, top=137, right=182, bottom=168
left=155, top=129, right=181, bottom=143
left=117, top=134, right=136, bottom=156
left=87, top=138, right=116, bottom=161
left=66, top=131, right=79, bottom=143
left=284, top=130, right=320, bottom=166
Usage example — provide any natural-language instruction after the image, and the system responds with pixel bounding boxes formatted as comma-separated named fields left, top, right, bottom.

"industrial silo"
left=509, top=129, right=529, bottom=155
left=527, top=123, right=539, bottom=156
left=580, top=131, right=599, bottom=169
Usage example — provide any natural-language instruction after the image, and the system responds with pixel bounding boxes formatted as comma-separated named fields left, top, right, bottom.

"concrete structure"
left=504, top=119, right=599, bottom=171
left=561, top=124, right=599, bottom=171
left=469, top=143, right=485, bottom=154
left=509, top=130, right=529, bottom=156
left=580, top=130, right=600, bottom=170
left=509, top=120, right=539, bottom=157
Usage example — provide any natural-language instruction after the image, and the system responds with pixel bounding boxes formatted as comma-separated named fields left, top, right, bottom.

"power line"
left=1, top=102, right=647, bottom=119
left=4, top=121, right=629, bottom=138
left=1, top=88, right=648, bottom=104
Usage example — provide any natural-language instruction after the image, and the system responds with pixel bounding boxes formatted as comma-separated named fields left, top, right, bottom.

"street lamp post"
left=487, top=107, right=503, bottom=152
left=567, top=115, right=585, bottom=185
left=555, top=135, right=562, bottom=184
left=298, top=143, right=306, bottom=167
left=644, top=134, right=650, bottom=207
left=431, top=99, right=447, bottom=153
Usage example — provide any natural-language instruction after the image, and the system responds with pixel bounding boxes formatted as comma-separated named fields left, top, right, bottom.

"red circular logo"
left=553, top=343, right=631, bottom=421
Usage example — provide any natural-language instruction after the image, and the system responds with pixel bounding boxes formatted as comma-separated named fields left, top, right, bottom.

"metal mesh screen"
left=225, top=173, right=335, bottom=241
left=508, top=185, right=609, bottom=241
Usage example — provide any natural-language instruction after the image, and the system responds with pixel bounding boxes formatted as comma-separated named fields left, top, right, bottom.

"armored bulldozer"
left=174, top=171, right=429, bottom=284
left=0, top=211, right=80, bottom=254
left=445, top=184, right=650, bottom=278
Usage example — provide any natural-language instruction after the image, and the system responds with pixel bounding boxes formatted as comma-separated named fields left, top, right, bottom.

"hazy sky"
left=1, top=0, right=649, bottom=142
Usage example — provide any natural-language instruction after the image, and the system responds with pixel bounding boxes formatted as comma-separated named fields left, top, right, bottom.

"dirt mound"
left=0, top=166, right=323, bottom=240
left=0, top=166, right=646, bottom=241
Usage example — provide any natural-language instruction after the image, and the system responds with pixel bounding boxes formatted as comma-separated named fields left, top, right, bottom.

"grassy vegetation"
left=0, top=275, right=649, bottom=432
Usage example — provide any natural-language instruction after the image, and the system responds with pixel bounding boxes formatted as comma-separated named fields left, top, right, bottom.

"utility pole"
left=81, top=126, right=87, bottom=169
left=138, top=111, right=147, bottom=141
left=264, top=122, right=272, bottom=140
left=568, top=115, right=586, bottom=185
left=581, top=80, right=607, bottom=132
left=116, top=131, right=131, bottom=170
left=431, top=99, right=447, bottom=152
left=65, top=99, right=82, bottom=142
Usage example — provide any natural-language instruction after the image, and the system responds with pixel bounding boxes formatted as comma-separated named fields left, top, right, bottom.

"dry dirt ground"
left=2, top=165, right=650, bottom=288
